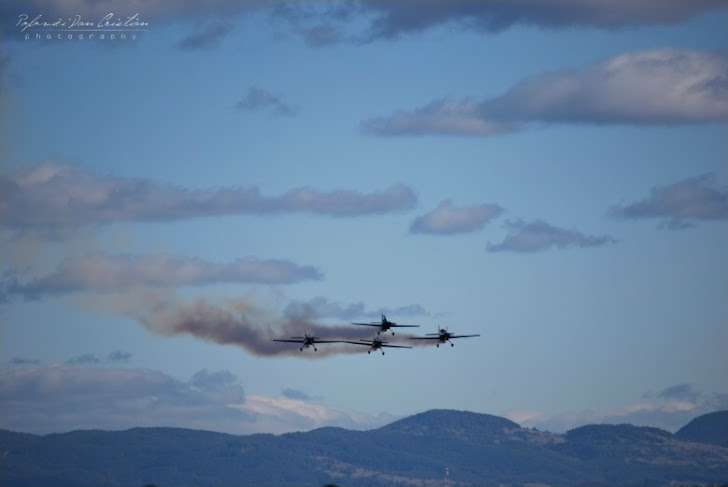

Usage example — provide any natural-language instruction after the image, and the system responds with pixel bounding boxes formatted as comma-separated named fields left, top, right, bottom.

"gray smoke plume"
left=118, top=291, right=422, bottom=358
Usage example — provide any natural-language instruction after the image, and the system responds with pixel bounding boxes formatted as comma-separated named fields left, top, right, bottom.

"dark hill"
left=1, top=409, right=727, bottom=487
left=376, top=408, right=520, bottom=441
left=676, top=410, right=728, bottom=446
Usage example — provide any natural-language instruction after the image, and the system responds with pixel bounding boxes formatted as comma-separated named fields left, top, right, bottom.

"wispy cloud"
left=282, top=388, right=312, bottom=401
left=410, top=200, right=503, bottom=235
left=487, top=219, right=616, bottom=253
left=190, top=369, right=238, bottom=391
left=609, top=173, right=728, bottom=229
left=3, top=254, right=323, bottom=299
left=0, top=161, right=417, bottom=228
left=65, top=351, right=133, bottom=365
left=108, top=350, right=133, bottom=363
left=235, top=87, right=300, bottom=117
left=9, top=357, right=40, bottom=366
left=177, top=21, right=233, bottom=50
left=363, top=48, right=728, bottom=136
left=653, top=383, right=702, bottom=402
left=66, top=354, right=101, bottom=365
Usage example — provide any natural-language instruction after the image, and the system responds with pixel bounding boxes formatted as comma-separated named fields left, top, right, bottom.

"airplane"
left=345, top=336, right=413, bottom=355
left=409, top=326, right=480, bottom=347
left=351, top=313, right=420, bottom=335
left=272, top=332, right=342, bottom=352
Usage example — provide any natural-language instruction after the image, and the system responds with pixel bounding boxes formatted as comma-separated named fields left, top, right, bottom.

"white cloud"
left=410, top=200, right=504, bottom=234
left=0, top=161, right=417, bottom=227
left=363, top=48, right=728, bottom=136
left=4, top=253, right=323, bottom=299
left=487, top=219, right=616, bottom=253
left=609, top=173, right=728, bottom=228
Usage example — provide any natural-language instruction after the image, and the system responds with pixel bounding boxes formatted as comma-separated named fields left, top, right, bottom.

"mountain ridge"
left=1, top=409, right=726, bottom=486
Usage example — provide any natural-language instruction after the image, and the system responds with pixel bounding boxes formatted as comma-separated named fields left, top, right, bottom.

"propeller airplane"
left=351, top=313, right=419, bottom=335
left=272, top=332, right=342, bottom=352
left=410, top=326, right=480, bottom=347
left=345, top=335, right=413, bottom=355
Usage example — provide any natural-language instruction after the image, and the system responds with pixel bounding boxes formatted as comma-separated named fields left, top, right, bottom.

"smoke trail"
left=117, top=291, right=423, bottom=358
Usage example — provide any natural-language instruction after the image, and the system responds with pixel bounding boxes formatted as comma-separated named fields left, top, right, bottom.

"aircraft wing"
left=351, top=322, right=379, bottom=327
left=391, top=324, right=419, bottom=328
left=409, top=336, right=442, bottom=340
left=343, top=341, right=412, bottom=349
left=273, top=338, right=343, bottom=344
left=448, top=334, right=481, bottom=339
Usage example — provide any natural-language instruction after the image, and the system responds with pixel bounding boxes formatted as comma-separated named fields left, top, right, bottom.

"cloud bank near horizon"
left=0, top=362, right=395, bottom=435
left=362, top=48, right=728, bottom=136
left=506, top=383, right=728, bottom=434
left=3, top=362, right=723, bottom=436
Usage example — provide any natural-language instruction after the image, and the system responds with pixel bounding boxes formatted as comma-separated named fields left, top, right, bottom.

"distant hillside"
left=1, top=409, right=727, bottom=487
left=676, top=410, right=728, bottom=447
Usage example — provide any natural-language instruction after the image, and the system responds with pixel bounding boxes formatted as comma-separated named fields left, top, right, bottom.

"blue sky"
left=1, top=0, right=726, bottom=436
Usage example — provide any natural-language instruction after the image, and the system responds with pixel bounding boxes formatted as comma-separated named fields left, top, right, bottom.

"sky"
left=0, top=0, right=727, bottom=436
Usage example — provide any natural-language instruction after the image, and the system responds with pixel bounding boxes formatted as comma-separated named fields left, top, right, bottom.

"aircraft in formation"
left=409, top=326, right=481, bottom=347
left=351, top=313, right=419, bottom=335
left=272, top=332, right=341, bottom=352
left=273, top=316, right=479, bottom=355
